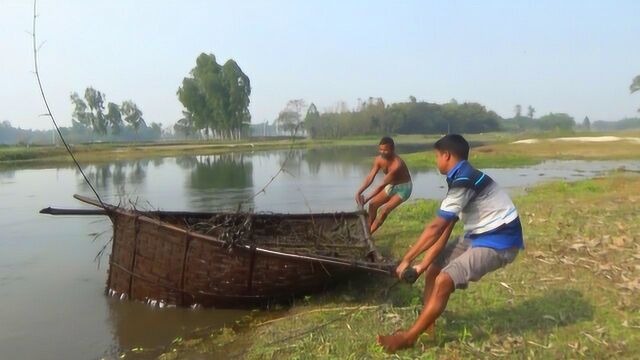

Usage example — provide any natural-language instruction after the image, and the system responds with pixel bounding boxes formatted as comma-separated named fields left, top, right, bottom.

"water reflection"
left=179, top=153, right=256, bottom=211
left=78, top=160, right=151, bottom=197
left=105, top=298, right=246, bottom=358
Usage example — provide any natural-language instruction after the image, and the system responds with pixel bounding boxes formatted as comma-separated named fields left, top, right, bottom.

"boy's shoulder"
left=448, top=161, right=493, bottom=191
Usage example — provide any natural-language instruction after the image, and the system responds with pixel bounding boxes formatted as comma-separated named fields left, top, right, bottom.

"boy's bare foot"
left=376, top=330, right=415, bottom=354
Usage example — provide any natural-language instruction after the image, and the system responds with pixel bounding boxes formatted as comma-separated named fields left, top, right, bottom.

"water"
left=1, top=145, right=638, bottom=359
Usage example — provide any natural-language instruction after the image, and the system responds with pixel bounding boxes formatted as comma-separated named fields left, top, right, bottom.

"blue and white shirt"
left=437, top=160, right=524, bottom=250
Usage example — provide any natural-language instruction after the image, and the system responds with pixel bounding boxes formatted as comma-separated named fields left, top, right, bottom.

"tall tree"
left=121, top=100, right=145, bottom=136
left=174, top=111, right=196, bottom=138
left=105, top=102, right=123, bottom=134
left=527, top=105, right=535, bottom=119
left=303, top=103, right=320, bottom=138
left=70, top=92, right=90, bottom=129
left=84, top=87, right=107, bottom=135
left=631, top=75, right=640, bottom=112
left=277, top=99, right=306, bottom=135
left=177, top=53, right=251, bottom=139
left=222, top=59, right=251, bottom=138
left=514, top=104, right=522, bottom=118
left=583, top=116, right=591, bottom=130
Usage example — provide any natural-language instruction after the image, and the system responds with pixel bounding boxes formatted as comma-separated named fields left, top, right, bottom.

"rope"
left=31, top=0, right=107, bottom=209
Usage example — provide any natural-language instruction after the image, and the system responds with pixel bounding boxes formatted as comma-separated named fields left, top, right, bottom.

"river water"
left=1, top=145, right=638, bottom=359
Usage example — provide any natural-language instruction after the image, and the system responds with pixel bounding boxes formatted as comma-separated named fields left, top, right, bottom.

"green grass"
left=151, top=172, right=640, bottom=359
left=5, top=131, right=639, bottom=170
left=402, top=134, right=640, bottom=170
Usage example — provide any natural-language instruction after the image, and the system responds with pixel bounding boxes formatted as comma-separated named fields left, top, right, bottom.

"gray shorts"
left=435, top=235, right=519, bottom=290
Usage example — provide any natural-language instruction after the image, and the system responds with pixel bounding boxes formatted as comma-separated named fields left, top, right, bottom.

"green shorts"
left=384, top=181, right=413, bottom=202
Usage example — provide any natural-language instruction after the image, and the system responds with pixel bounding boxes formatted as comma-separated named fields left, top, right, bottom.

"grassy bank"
left=5, top=132, right=639, bottom=171
left=153, top=173, right=640, bottom=359
left=403, top=137, right=640, bottom=170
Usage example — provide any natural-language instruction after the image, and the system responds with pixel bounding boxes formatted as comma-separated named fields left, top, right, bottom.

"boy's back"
left=438, top=160, right=523, bottom=250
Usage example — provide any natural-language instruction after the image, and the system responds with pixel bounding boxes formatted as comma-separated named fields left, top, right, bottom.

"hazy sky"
left=2, top=0, right=639, bottom=130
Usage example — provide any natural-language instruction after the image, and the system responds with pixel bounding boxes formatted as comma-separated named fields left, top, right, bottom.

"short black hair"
left=379, top=136, right=394, bottom=148
left=434, top=134, right=469, bottom=160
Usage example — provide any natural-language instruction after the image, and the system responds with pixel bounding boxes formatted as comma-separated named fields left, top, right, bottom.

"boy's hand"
left=395, top=260, right=410, bottom=279
left=355, top=194, right=365, bottom=206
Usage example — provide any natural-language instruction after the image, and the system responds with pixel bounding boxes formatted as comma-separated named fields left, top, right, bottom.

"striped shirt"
left=437, top=160, right=524, bottom=249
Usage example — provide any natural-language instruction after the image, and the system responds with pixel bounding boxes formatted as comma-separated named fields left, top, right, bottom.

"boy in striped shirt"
left=377, top=134, right=524, bottom=353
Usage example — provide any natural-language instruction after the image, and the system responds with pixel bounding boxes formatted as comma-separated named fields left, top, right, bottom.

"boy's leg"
left=421, top=264, right=442, bottom=335
left=367, top=191, right=391, bottom=229
left=370, top=194, right=403, bottom=234
left=378, top=238, right=522, bottom=354
left=377, top=272, right=455, bottom=353
left=420, top=235, right=469, bottom=334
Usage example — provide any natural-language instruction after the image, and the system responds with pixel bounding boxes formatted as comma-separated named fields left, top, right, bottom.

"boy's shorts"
left=384, top=181, right=412, bottom=202
left=435, top=235, right=519, bottom=289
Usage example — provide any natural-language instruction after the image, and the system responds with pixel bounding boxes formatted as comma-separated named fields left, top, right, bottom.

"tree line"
left=70, top=87, right=147, bottom=137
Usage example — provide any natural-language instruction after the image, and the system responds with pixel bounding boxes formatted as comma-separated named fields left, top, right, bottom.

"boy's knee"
left=379, top=206, right=392, bottom=218
left=434, top=273, right=454, bottom=294
left=425, top=264, right=441, bottom=278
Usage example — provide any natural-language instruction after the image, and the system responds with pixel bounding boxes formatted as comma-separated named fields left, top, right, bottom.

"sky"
left=1, top=0, right=639, bottom=130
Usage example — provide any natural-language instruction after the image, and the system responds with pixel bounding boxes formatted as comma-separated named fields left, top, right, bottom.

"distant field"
left=2, top=131, right=640, bottom=169
left=403, top=134, right=640, bottom=170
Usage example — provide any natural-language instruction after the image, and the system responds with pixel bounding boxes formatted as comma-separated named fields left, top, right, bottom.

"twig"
left=238, top=122, right=302, bottom=209
left=255, top=305, right=383, bottom=327
left=31, top=0, right=106, bottom=209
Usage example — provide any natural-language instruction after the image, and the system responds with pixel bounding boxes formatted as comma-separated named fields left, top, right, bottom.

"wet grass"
left=154, top=172, right=640, bottom=359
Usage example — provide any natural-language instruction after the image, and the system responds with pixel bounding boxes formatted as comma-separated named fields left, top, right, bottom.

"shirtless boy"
left=355, top=137, right=412, bottom=234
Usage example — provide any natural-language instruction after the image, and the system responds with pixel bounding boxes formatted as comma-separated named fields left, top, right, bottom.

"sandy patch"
left=513, top=136, right=640, bottom=144
left=512, top=139, right=540, bottom=144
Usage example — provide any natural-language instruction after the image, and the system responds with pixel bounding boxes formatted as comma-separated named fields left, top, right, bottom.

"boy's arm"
left=414, top=220, right=457, bottom=274
left=355, top=160, right=380, bottom=204
left=395, top=216, right=452, bottom=278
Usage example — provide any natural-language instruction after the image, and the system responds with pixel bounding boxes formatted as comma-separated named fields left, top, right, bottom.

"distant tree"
left=527, top=105, right=536, bottom=119
left=303, top=103, right=321, bottom=138
left=631, top=75, right=640, bottom=112
left=70, top=92, right=90, bottom=129
left=174, top=111, right=196, bottom=138
left=583, top=116, right=591, bottom=130
left=177, top=53, right=251, bottom=139
left=538, top=113, right=575, bottom=131
left=514, top=104, right=522, bottom=118
left=121, top=100, right=145, bottom=137
left=84, top=87, right=107, bottom=135
left=277, top=99, right=306, bottom=135
left=409, top=95, right=417, bottom=103
left=105, top=102, right=123, bottom=134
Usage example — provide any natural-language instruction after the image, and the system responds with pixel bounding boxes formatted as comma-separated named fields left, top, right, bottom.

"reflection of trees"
left=179, top=154, right=256, bottom=211
left=188, top=154, right=253, bottom=189
left=129, top=159, right=149, bottom=185
left=77, top=160, right=149, bottom=195
left=0, top=169, right=15, bottom=180
left=302, top=144, right=427, bottom=175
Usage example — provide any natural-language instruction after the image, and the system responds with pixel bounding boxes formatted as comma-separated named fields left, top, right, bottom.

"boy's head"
left=433, top=134, right=469, bottom=174
left=378, top=136, right=395, bottom=159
